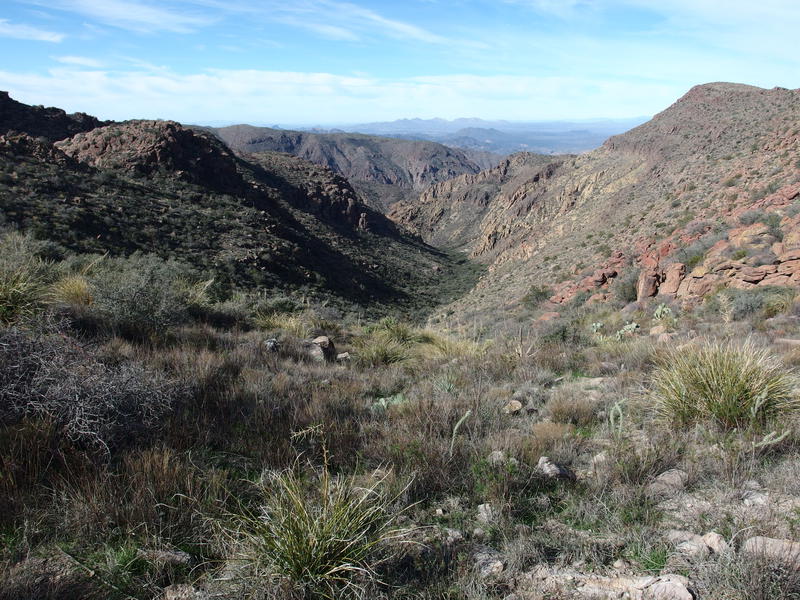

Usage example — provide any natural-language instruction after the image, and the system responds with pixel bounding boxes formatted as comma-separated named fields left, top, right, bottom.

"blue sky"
left=0, top=0, right=798, bottom=125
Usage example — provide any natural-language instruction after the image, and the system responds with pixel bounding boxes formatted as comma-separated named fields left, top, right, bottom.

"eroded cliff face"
left=390, top=83, right=800, bottom=321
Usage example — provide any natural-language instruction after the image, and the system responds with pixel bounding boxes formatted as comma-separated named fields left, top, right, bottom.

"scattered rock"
left=646, top=469, right=688, bottom=498
left=136, top=548, right=191, bottom=566
left=741, top=489, right=768, bottom=506
left=474, top=547, right=505, bottom=579
left=477, top=503, right=497, bottom=524
left=488, top=450, right=507, bottom=465
left=503, top=399, right=523, bottom=415
left=641, top=574, right=694, bottom=600
left=741, top=536, right=800, bottom=569
left=163, top=584, right=209, bottom=600
left=537, top=456, right=577, bottom=481
left=667, top=530, right=708, bottom=558
left=523, top=565, right=694, bottom=599
left=336, top=351, right=350, bottom=362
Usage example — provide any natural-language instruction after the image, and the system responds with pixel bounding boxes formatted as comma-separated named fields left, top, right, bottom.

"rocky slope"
left=0, top=102, right=474, bottom=316
left=390, top=83, right=800, bottom=323
left=0, top=90, right=107, bottom=142
left=206, top=125, right=493, bottom=211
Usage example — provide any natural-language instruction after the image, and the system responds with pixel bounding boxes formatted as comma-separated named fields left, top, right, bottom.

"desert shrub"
left=739, top=210, right=767, bottom=226
left=694, top=552, right=800, bottom=600
left=90, top=254, right=201, bottom=340
left=522, top=285, right=552, bottom=310
left=673, top=230, right=727, bottom=269
left=715, top=287, right=796, bottom=320
left=539, top=318, right=588, bottom=346
left=227, top=465, right=406, bottom=599
left=610, top=268, right=639, bottom=304
left=0, top=323, right=185, bottom=450
left=652, top=340, right=799, bottom=430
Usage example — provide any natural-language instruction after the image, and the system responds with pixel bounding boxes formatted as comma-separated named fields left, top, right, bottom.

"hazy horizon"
left=0, top=1, right=798, bottom=124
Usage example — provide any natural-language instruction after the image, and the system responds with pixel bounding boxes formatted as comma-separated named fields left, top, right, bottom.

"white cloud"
left=178, top=0, right=450, bottom=43
left=54, top=55, right=104, bottom=67
left=0, top=18, right=64, bottom=42
left=21, top=0, right=213, bottom=33
left=0, top=66, right=681, bottom=123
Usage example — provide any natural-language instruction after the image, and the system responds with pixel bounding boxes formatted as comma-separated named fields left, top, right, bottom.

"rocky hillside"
left=207, top=125, right=494, bottom=211
left=55, top=121, right=250, bottom=194
left=0, top=102, right=476, bottom=316
left=0, top=90, right=107, bottom=142
left=390, top=83, right=800, bottom=324
left=389, top=152, right=559, bottom=250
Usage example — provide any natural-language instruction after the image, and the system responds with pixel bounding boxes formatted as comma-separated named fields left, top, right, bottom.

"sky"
left=0, top=0, right=798, bottom=125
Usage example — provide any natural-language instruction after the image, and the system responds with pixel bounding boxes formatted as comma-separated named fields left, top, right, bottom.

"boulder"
left=646, top=469, right=688, bottom=498
left=741, top=536, right=800, bottom=569
left=537, top=456, right=577, bottom=481
left=659, top=263, right=686, bottom=296
left=702, top=531, right=731, bottom=555
left=503, top=399, right=523, bottom=415
left=263, top=338, right=280, bottom=352
left=477, top=503, right=497, bottom=524
left=649, top=325, right=667, bottom=336
left=474, top=547, right=505, bottom=579
left=637, top=268, right=662, bottom=301
left=308, top=336, right=336, bottom=362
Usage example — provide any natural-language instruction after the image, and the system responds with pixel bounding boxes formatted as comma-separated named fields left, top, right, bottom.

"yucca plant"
left=228, top=463, right=408, bottom=599
left=652, top=340, right=799, bottom=430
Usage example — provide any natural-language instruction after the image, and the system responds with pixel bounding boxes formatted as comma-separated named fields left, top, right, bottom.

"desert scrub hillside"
left=5, top=230, right=800, bottom=599
left=0, top=127, right=478, bottom=319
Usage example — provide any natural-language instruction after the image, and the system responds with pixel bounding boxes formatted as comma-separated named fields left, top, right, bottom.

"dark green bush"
left=523, top=285, right=552, bottom=310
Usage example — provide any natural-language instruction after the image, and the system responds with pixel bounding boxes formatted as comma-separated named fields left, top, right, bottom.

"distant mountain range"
left=300, top=116, right=649, bottom=155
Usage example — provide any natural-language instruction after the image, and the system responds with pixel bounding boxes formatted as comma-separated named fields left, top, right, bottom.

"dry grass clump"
left=546, top=385, right=601, bottom=427
left=51, top=274, right=92, bottom=306
left=652, top=340, right=799, bottom=430
left=520, top=422, right=578, bottom=465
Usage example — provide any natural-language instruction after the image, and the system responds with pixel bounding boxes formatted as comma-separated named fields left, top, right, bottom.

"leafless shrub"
left=0, top=322, right=185, bottom=451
